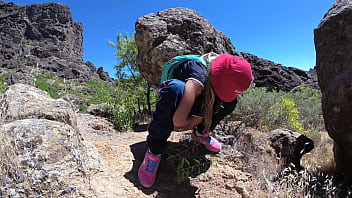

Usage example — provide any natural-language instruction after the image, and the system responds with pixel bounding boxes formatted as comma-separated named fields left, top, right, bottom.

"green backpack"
left=160, top=55, right=207, bottom=83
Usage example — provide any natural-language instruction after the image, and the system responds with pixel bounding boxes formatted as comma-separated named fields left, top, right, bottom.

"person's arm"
left=173, top=79, right=204, bottom=131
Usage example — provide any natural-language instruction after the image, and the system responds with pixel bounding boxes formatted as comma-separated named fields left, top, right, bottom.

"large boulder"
left=2, top=119, right=85, bottom=196
left=0, top=84, right=104, bottom=197
left=135, top=7, right=239, bottom=86
left=1, top=83, right=77, bottom=127
left=0, top=1, right=114, bottom=85
left=135, top=7, right=315, bottom=90
left=314, top=0, right=352, bottom=173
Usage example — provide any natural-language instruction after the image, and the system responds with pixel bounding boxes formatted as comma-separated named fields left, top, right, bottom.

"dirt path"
left=77, top=114, right=265, bottom=198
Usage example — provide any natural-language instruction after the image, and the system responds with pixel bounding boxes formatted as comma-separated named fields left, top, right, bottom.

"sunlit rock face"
left=135, top=7, right=239, bottom=86
left=0, top=84, right=103, bottom=197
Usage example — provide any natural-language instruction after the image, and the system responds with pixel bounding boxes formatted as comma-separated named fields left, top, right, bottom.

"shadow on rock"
left=124, top=139, right=212, bottom=197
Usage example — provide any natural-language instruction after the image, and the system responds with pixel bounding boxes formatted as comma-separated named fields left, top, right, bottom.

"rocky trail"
left=1, top=84, right=271, bottom=198
left=1, top=84, right=318, bottom=198
left=78, top=115, right=265, bottom=198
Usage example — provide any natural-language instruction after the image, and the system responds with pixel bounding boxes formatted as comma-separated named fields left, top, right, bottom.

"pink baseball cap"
left=211, top=54, right=253, bottom=102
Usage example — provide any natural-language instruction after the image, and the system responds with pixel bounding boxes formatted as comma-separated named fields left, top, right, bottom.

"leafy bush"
left=109, top=33, right=157, bottom=131
left=109, top=77, right=157, bottom=131
left=235, top=87, right=324, bottom=134
left=288, top=87, right=324, bottom=131
left=110, top=103, right=134, bottom=131
left=268, top=96, right=304, bottom=133
left=235, top=87, right=284, bottom=129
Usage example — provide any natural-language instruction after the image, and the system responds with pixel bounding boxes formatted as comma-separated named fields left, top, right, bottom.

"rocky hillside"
left=241, top=52, right=318, bottom=91
left=0, top=1, right=114, bottom=86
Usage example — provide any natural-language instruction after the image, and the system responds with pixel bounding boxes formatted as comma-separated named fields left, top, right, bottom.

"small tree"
left=109, top=33, right=155, bottom=129
left=108, top=33, right=138, bottom=79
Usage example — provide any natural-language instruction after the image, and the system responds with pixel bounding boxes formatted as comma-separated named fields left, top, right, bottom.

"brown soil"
left=80, top=128, right=268, bottom=198
left=77, top=114, right=342, bottom=197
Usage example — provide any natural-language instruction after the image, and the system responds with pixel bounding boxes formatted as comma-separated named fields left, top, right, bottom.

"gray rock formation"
left=2, top=83, right=77, bottom=126
left=135, top=7, right=239, bottom=86
left=0, top=1, right=114, bottom=85
left=0, top=84, right=104, bottom=197
left=135, top=7, right=315, bottom=91
left=269, top=128, right=314, bottom=170
left=314, top=0, right=352, bottom=174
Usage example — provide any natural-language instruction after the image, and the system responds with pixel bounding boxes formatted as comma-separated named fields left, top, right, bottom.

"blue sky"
left=8, top=0, right=335, bottom=78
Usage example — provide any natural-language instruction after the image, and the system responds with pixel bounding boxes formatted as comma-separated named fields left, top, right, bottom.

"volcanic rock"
left=0, top=1, right=114, bottom=85
left=314, top=0, right=352, bottom=173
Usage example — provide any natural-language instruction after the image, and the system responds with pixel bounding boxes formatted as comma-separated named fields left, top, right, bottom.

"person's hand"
left=173, top=115, right=203, bottom=132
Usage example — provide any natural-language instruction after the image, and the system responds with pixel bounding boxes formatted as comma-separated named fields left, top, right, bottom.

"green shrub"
left=268, top=96, right=304, bottom=133
left=236, top=87, right=324, bottom=133
left=236, top=87, right=284, bottom=129
left=109, top=33, right=157, bottom=131
left=167, top=143, right=211, bottom=183
left=105, top=76, right=158, bottom=131
left=289, top=87, right=324, bottom=131
left=86, top=79, right=113, bottom=104
left=110, top=103, right=135, bottom=131
left=34, top=73, right=61, bottom=99
left=0, top=76, right=7, bottom=93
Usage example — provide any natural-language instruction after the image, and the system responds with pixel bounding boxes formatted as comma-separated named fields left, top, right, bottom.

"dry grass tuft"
left=302, top=132, right=335, bottom=174
left=263, top=131, right=352, bottom=197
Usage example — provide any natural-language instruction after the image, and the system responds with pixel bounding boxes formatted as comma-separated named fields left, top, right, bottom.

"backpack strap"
left=160, top=55, right=207, bottom=83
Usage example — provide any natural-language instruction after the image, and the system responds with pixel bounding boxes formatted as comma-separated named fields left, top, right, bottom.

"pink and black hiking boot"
left=138, top=149, right=161, bottom=188
left=191, top=131, right=221, bottom=152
